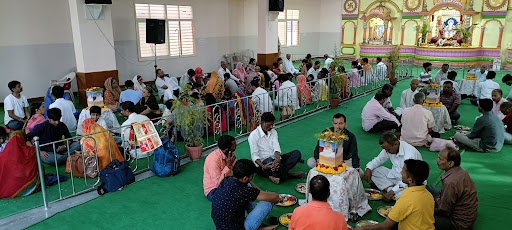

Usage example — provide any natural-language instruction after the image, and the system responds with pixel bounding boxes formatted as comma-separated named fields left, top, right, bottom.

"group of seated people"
left=203, top=110, right=478, bottom=230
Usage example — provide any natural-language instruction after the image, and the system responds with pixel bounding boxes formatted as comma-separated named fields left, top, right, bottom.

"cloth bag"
left=66, top=153, right=99, bottom=178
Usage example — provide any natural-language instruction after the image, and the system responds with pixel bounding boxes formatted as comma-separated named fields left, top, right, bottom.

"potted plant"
left=171, top=84, right=210, bottom=161
left=386, top=45, right=400, bottom=85
left=455, top=25, right=473, bottom=47
left=416, top=23, right=431, bottom=46
left=329, top=71, right=342, bottom=108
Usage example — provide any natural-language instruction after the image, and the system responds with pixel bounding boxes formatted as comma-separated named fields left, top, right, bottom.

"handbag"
left=280, top=105, right=295, bottom=120
left=66, top=153, right=99, bottom=178
left=97, top=160, right=135, bottom=195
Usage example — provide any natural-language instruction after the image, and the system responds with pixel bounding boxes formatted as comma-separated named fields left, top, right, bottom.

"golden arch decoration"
left=363, top=0, right=401, bottom=15
left=342, top=20, right=357, bottom=28
left=402, top=19, right=419, bottom=27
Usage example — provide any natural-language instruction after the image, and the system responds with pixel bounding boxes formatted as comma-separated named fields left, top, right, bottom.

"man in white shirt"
left=223, top=73, right=239, bottom=99
left=400, top=93, right=436, bottom=146
left=155, top=68, right=179, bottom=102
left=282, top=54, right=299, bottom=75
left=395, top=79, right=419, bottom=116
left=375, top=57, right=388, bottom=82
left=475, top=64, right=488, bottom=82
left=363, top=132, right=423, bottom=201
left=471, top=71, right=500, bottom=106
left=248, top=112, right=305, bottom=184
left=307, top=61, right=321, bottom=80
left=274, top=74, right=300, bottom=110
left=120, top=101, right=150, bottom=148
left=434, top=64, right=449, bottom=84
left=323, top=54, right=334, bottom=70
left=49, top=85, right=77, bottom=131
left=4, top=81, right=30, bottom=130
left=250, top=79, right=272, bottom=113
left=218, top=61, right=240, bottom=82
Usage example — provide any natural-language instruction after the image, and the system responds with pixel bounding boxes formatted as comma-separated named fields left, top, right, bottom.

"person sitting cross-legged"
left=49, top=85, right=77, bottom=131
left=249, top=112, right=305, bottom=184
left=428, top=147, right=478, bottom=230
left=211, top=159, right=280, bottom=230
left=453, top=98, right=504, bottom=152
left=289, top=175, right=350, bottom=230
left=439, top=81, right=461, bottom=124
left=395, top=79, right=419, bottom=116
left=26, top=108, right=81, bottom=165
left=356, top=159, right=434, bottom=230
left=4, top=81, right=30, bottom=131
left=311, top=113, right=360, bottom=169
left=362, top=92, right=401, bottom=133
left=363, top=132, right=423, bottom=201
left=400, top=92, right=438, bottom=147
left=204, top=135, right=238, bottom=201
left=470, top=71, right=499, bottom=106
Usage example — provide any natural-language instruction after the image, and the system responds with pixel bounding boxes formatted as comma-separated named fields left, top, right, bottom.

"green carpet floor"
left=14, top=75, right=511, bottom=229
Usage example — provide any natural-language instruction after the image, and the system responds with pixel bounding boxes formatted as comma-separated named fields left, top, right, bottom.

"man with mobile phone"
left=203, top=135, right=238, bottom=201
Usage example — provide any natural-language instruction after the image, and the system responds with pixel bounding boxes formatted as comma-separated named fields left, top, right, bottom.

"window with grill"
left=135, top=4, right=195, bottom=58
left=278, top=10, right=300, bottom=46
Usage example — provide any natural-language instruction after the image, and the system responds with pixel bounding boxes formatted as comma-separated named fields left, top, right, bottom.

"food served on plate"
left=454, top=125, right=470, bottom=131
left=364, top=189, right=383, bottom=200
left=277, top=194, right=297, bottom=206
left=378, top=206, right=393, bottom=217
left=356, top=220, right=379, bottom=227
left=295, top=183, right=306, bottom=194
left=279, top=213, right=292, bottom=227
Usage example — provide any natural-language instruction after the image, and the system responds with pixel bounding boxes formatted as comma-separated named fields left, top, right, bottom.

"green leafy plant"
left=171, top=84, right=210, bottom=147
left=455, top=25, right=473, bottom=43
left=386, top=45, right=400, bottom=82
left=416, top=23, right=431, bottom=44
left=329, top=44, right=346, bottom=99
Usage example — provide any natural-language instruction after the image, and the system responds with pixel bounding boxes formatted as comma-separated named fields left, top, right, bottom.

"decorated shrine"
left=341, top=0, right=512, bottom=69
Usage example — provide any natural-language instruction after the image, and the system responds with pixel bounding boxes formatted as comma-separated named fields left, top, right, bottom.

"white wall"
left=280, top=0, right=342, bottom=59
left=0, top=0, right=342, bottom=100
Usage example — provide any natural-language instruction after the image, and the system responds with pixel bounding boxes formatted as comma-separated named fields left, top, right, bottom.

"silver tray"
left=377, top=206, right=393, bottom=218
left=356, top=220, right=379, bottom=227
left=276, top=194, right=297, bottom=207
left=364, top=189, right=383, bottom=200
left=295, top=183, right=306, bottom=194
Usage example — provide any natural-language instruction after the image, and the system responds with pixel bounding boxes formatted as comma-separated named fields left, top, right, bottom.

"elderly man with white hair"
left=282, top=54, right=299, bottom=75
left=400, top=92, right=437, bottom=147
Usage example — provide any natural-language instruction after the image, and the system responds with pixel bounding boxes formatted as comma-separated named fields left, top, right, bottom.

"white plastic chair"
left=50, top=72, right=76, bottom=103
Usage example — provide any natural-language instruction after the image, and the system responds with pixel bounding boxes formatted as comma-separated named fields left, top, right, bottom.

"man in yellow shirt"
left=356, top=159, right=434, bottom=230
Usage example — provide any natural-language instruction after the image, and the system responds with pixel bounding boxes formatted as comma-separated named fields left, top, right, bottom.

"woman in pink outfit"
left=348, top=61, right=362, bottom=87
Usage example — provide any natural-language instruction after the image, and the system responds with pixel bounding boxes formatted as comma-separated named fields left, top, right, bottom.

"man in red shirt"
left=289, top=175, right=349, bottom=230
left=500, top=102, right=512, bottom=144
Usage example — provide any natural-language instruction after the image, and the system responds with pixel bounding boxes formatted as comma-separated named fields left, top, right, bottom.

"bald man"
left=395, top=79, right=419, bottom=116
left=289, top=175, right=349, bottom=230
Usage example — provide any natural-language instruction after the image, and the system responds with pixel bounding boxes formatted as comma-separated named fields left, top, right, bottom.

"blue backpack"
left=97, top=160, right=135, bottom=195
left=151, top=138, right=180, bottom=177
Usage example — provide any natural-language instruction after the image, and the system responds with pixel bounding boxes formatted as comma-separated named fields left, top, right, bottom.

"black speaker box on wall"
left=146, top=19, right=166, bottom=44
left=269, top=0, right=284, bottom=12
left=85, top=0, right=112, bottom=4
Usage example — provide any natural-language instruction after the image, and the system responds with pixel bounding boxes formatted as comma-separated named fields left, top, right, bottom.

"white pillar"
left=68, top=0, right=118, bottom=105
left=257, top=0, right=279, bottom=67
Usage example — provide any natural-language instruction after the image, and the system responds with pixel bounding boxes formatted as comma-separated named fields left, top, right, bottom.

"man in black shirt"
left=211, top=159, right=281, bottom=230
left=312, top=113, right=360, bottom=169
left=27, top=108, right=81, bottom=165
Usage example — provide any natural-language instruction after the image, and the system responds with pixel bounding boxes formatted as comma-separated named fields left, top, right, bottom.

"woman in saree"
left=204, top=71, right=225, bottom=100
left=317, top=69, right=329, bottom=101
left=81, top=118, right=124, bottom=170
left=245, top=64, right=259, bottom=94
left=233, top=62, right=246, bottom=83
left=135, top=87, right=162, bottom=120
left=296, top=75, right=312, bottom=105
left=104, top=77, right=122, bottom=111
left=25, top=102, right=46, bottom=134
left=133, top=75, right=146, bottom=93
left=0, top=131, right=40, bottom=198
left=235, top=88, right=257, bottom=131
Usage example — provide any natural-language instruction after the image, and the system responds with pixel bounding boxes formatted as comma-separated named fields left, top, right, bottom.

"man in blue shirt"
left=120, top=80, right=142, bottom=104
left=453, top=98, right=504, bottom=152
left=211, top=159, right=281, bottom=230
left=26, top=108, right=81, bottom=165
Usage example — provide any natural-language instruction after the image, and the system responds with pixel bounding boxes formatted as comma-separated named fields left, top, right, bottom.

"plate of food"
left=364, top=189, right=383, bottom=200
left=295, top=183, right=306, bottom=194
left=453, top=125, right=471, bottom=131
left=457, top=130, right=470, bottom=136
left=277, top=194, right=297, bottom=207
left=279, top=213, right=293, bottom=227
left=356, top=220, right=379, bottom=227
left=377, top=206, right=393, bottom=218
